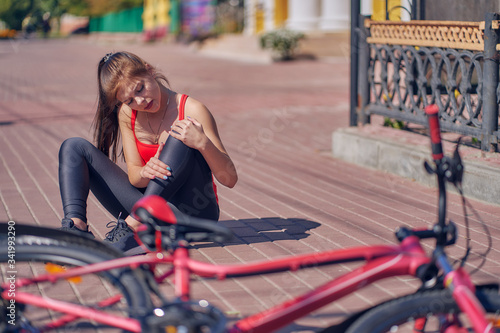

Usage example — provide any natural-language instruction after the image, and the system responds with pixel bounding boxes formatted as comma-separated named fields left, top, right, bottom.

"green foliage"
left=87, top=0, right=143, bottom=16
left=0, top=0, right=83, bottom=30
left=0, top=0, right=14, bottom=14
left=0, top=0, right=143, bottom=31
left=119, top=0, right=143, bottom=10
left=0, top=0, right=33, bottom=30
left=260, top=28, right=305, bottom=60
left=383, top=117, right=406, bottom=129
left=58, top=0, right=90, bottom=16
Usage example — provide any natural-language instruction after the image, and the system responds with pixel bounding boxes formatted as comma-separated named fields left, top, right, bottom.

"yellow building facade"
left=143, top=0, right=171, bottom=41
left=372, top=0, right=403, bottom=21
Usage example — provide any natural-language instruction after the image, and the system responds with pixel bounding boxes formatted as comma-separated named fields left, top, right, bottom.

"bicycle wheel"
left=0, top=222, right=153, bottom=332
left=345, top=289, right=500, bottom=333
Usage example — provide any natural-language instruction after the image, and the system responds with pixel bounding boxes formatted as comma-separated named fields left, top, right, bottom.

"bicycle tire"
left=0, top=222, right=153, bottom=332
left=345, top=288, right=500, bottom=333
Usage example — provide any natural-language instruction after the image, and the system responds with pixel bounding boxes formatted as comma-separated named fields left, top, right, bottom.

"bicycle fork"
left=435, top=248, right=494, bottom=333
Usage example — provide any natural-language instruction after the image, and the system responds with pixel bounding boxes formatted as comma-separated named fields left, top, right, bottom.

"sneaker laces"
left=105, top=219, right=128, bottom=241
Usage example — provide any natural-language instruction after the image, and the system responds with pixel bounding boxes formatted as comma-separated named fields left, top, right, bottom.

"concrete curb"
left=332, top=127, right=500, bottom=206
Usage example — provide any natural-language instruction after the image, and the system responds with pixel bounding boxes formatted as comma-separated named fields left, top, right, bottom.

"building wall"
left=424, top=0, right=500, bottom=21
left=244, top=0, right=350, bottom=34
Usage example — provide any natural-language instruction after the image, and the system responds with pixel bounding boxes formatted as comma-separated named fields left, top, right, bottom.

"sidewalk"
left=0, top=37, right=499, bottom=332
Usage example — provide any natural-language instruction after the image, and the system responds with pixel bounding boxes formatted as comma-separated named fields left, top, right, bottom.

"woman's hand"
left=140, top=143, right=172, bottom=180
left=169, top=116, right=208, bottom=150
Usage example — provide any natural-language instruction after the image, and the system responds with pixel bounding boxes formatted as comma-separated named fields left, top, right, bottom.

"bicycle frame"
left=167, top=238, right=432, bottom=332
left=1, top=232, right=430, bottom=333
left=3, top=232, right=493, bottom=333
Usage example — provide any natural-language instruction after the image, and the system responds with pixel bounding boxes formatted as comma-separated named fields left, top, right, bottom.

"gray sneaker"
left=103, top=219, right=145, bottom=256
left=58, top=218, right=95, bottom=238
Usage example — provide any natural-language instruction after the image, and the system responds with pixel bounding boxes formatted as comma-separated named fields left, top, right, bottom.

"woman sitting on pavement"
left=58, top=51, right=238, bottom=255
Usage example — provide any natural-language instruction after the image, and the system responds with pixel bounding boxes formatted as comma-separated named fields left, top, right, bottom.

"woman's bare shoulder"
left=118, top=105, right=134, bottom=128
left=184, top=96, right=212, bottom=118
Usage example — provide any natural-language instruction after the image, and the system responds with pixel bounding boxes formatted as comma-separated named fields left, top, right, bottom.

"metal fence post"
left=350, top=0, right=361, bottom=126
left=358, top=16, right=371, bottom=125
left=481, top=12, right=499, bottom=151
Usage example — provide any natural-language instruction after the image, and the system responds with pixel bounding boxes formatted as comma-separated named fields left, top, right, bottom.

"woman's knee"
left=158, top=136, right=194, bottom=164
left=59, top=137, right=92, bottom=155
left=59, top=137, right=96, bottom=169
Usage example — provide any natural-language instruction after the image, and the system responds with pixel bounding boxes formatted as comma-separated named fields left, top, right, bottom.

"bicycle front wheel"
left=345, top=289, right=500, bottom=333
left=0, top=223, right=152, bottom=332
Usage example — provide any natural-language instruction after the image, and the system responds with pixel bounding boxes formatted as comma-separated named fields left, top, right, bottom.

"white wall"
left=244, top=0, right=351, bottom=34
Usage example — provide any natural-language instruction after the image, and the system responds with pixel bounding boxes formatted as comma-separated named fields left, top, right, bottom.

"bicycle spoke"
left=1, top=260, right=133, bottom=332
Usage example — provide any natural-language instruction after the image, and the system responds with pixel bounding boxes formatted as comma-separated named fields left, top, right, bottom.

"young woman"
left=58, top=51, right=238, bottom=255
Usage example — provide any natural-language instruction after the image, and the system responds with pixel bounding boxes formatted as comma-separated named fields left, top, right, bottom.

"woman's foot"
left=103, top=219, right=146, bottom=255
left=58, top=218, right=95, bottom=238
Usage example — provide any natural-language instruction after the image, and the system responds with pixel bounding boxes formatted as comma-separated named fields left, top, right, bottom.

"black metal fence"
left=351, top=12, right=500, bottom=151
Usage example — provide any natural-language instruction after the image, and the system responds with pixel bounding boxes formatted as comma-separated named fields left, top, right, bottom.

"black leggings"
left=58, top=136, right=219, bottom=224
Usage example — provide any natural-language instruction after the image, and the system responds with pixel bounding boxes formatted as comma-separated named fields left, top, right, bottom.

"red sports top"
left=131, top=94, right=189, bottom=165
left=131, top=94, right=218, bottom=199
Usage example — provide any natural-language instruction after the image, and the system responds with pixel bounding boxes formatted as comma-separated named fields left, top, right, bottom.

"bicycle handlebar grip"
left=425, top=104, right=444, bottom=161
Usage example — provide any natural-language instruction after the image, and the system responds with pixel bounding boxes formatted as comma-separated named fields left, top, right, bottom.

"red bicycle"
left=1, top=105, right=499, bottom=333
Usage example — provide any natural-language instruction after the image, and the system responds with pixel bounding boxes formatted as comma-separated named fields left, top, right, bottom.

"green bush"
left=383, top=117, right=406, bottom=129
left=260, top=28, right=305, bottom=60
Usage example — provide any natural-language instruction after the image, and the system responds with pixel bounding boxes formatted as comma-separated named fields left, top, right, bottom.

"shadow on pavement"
left=193, top=217, right=321, bottom=248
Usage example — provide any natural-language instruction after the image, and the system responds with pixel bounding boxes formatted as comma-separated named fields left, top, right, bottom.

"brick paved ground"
left=0, top=37, right=499, bottom=332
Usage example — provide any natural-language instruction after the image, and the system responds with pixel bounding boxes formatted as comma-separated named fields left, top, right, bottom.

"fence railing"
left=352, top=12, right=500, bottom=151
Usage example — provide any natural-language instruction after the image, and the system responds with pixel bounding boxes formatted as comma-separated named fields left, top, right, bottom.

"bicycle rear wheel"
left=0, top=223, right=152, bottom=332
left=345, top=288, right=500, bottom=333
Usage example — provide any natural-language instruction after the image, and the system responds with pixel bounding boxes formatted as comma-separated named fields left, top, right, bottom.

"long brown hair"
left=92, top=51, right=169, bottom=162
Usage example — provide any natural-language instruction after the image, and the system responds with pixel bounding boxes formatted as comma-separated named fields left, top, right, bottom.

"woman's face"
left=116, top=74, right=162, bottom=113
